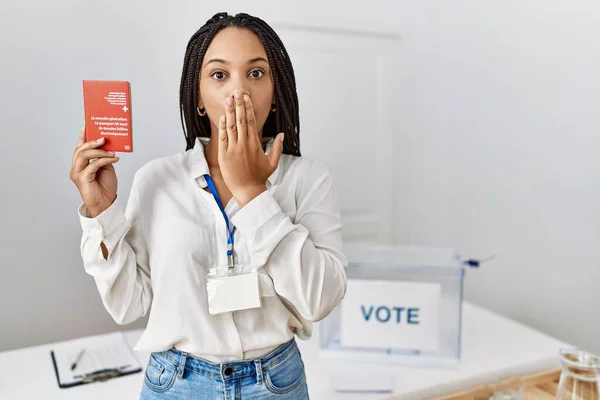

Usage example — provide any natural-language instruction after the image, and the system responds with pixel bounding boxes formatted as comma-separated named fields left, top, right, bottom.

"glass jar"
left=556, top=348, right=600, bottom=400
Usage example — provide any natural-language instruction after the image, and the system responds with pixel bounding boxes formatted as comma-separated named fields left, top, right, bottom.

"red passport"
left=82, top=80, right=133, bottom=152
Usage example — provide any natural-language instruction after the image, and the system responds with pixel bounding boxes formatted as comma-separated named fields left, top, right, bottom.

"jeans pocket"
left=264, top=347, right=306, bottom=395
left=144, top=353, right=177, bottom=393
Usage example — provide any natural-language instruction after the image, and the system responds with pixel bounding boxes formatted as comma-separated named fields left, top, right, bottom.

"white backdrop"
left=1, top=0, right=598, bottom=356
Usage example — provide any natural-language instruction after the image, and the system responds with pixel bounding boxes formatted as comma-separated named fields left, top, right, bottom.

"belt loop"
left=254, top=359, right=263, bottom=385
left=177, top=352, right=187, bottom=380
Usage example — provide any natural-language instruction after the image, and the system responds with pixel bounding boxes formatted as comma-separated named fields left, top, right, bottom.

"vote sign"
left=340, top=280, right=441, bottom=352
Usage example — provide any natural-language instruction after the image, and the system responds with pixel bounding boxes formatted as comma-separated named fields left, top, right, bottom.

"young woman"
left=69, top=12, right=347, bottom=399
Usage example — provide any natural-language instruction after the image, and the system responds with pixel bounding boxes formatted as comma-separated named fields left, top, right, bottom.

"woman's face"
left=199, top=27, right=274, bottom=138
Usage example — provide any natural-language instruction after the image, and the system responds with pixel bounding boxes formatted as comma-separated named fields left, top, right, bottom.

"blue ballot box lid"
left=319, top=243, right=468, bottom=368
left=344, top=243, right=462, bottom=269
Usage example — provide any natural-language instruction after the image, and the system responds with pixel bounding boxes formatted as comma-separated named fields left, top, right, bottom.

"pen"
left=70, top=348, right=86, bottom=371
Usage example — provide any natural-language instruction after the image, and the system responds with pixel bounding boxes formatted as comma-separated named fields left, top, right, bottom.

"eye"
left=210, top=71, right=226, bottom=81
left=249, top=69, right=265, bottom=79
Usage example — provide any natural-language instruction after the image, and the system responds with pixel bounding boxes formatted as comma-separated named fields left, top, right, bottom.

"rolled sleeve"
left=231, top=190, right=282, bottom=233
left=78, top=198, right=129, bottom=258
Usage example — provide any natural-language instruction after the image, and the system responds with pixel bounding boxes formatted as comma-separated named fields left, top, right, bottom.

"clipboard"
left=49, top=331, right=142, bottom=389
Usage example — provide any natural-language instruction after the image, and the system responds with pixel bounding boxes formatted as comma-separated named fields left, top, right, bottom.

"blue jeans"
left=139, top=339, right=309, bottom=399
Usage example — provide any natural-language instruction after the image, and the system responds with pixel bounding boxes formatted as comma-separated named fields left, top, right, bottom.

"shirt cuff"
left=78, top=199, right=128, bottom=255
left=232, top=190, right=281, bottom=232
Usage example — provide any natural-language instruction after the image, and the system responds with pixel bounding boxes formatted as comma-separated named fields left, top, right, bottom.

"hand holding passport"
left=69, top=80, right=132, bottom=219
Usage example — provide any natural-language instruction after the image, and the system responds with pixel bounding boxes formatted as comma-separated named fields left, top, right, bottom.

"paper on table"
left=332, top=375, right=395, bottom=393
left=52, top=331, right=140, bottom=386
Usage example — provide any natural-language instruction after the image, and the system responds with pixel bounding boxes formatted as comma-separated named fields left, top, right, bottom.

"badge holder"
left=205, top=263, right=261, bottom=315
left=203, top=174, right=262, bottom=315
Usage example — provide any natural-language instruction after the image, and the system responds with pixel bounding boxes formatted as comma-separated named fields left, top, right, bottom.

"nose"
left=229, top=89, right=250, bottom=102
left=231, top=89, right=249, bottom=99
left=228, top=76, right=250, bottom=99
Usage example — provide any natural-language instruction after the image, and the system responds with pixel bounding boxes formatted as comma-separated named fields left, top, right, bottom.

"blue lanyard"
left=204, top=174, right=236, bottom=268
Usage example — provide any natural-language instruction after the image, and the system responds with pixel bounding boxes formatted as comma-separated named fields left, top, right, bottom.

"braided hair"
left=179, top=12, right=301, bottom=156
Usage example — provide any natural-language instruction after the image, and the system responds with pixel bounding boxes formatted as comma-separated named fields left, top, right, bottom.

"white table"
left=0, top=302, right=567, bottom=400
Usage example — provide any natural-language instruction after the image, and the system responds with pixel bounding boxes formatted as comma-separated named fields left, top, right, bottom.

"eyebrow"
left=204, top=57, right=269, bottom=67
left=248, top=57, right=269, bottom=64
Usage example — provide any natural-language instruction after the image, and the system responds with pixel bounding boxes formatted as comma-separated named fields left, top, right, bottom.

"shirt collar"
left=187, top=137, right=281, bottom=186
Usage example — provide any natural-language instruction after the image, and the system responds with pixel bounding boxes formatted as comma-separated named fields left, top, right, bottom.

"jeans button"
left=223, top=366, right=233, bottom=376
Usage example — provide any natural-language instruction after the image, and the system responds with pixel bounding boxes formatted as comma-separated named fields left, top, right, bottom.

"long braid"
left=244, top=19, right=300, bottom=154
left=179, top=12, right=301, bottom=155
left=179, top=26, right=218, bottom=150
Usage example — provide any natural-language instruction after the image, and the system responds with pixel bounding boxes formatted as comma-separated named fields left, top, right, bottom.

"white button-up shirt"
left=78, top=137, right=348, bottom=362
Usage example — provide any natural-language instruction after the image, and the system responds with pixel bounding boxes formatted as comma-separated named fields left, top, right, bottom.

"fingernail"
left=226, top=97, right=233, bottom=107
left=96, top=138, right=104, bottom=142
left=243, top=94, right=250, bottom=103
left=220, top=115, right=225, bottom=123
left=280, top=133, right=285, bottom=143
left=234, top=91, right=242, bottom=100
left=108, top=151, right=115, bottom=156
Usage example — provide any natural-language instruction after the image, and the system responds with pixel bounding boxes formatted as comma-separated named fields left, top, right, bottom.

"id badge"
left=206, top=268, right=261, bottom=315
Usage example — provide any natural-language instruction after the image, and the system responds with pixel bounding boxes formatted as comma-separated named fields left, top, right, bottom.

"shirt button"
left=223, top=366, right=233, bottom=376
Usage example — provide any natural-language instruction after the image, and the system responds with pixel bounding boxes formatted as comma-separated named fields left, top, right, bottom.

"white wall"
left=1, top=0, right=598, bottom=357
left=396, top=1, right=600, bottom=354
